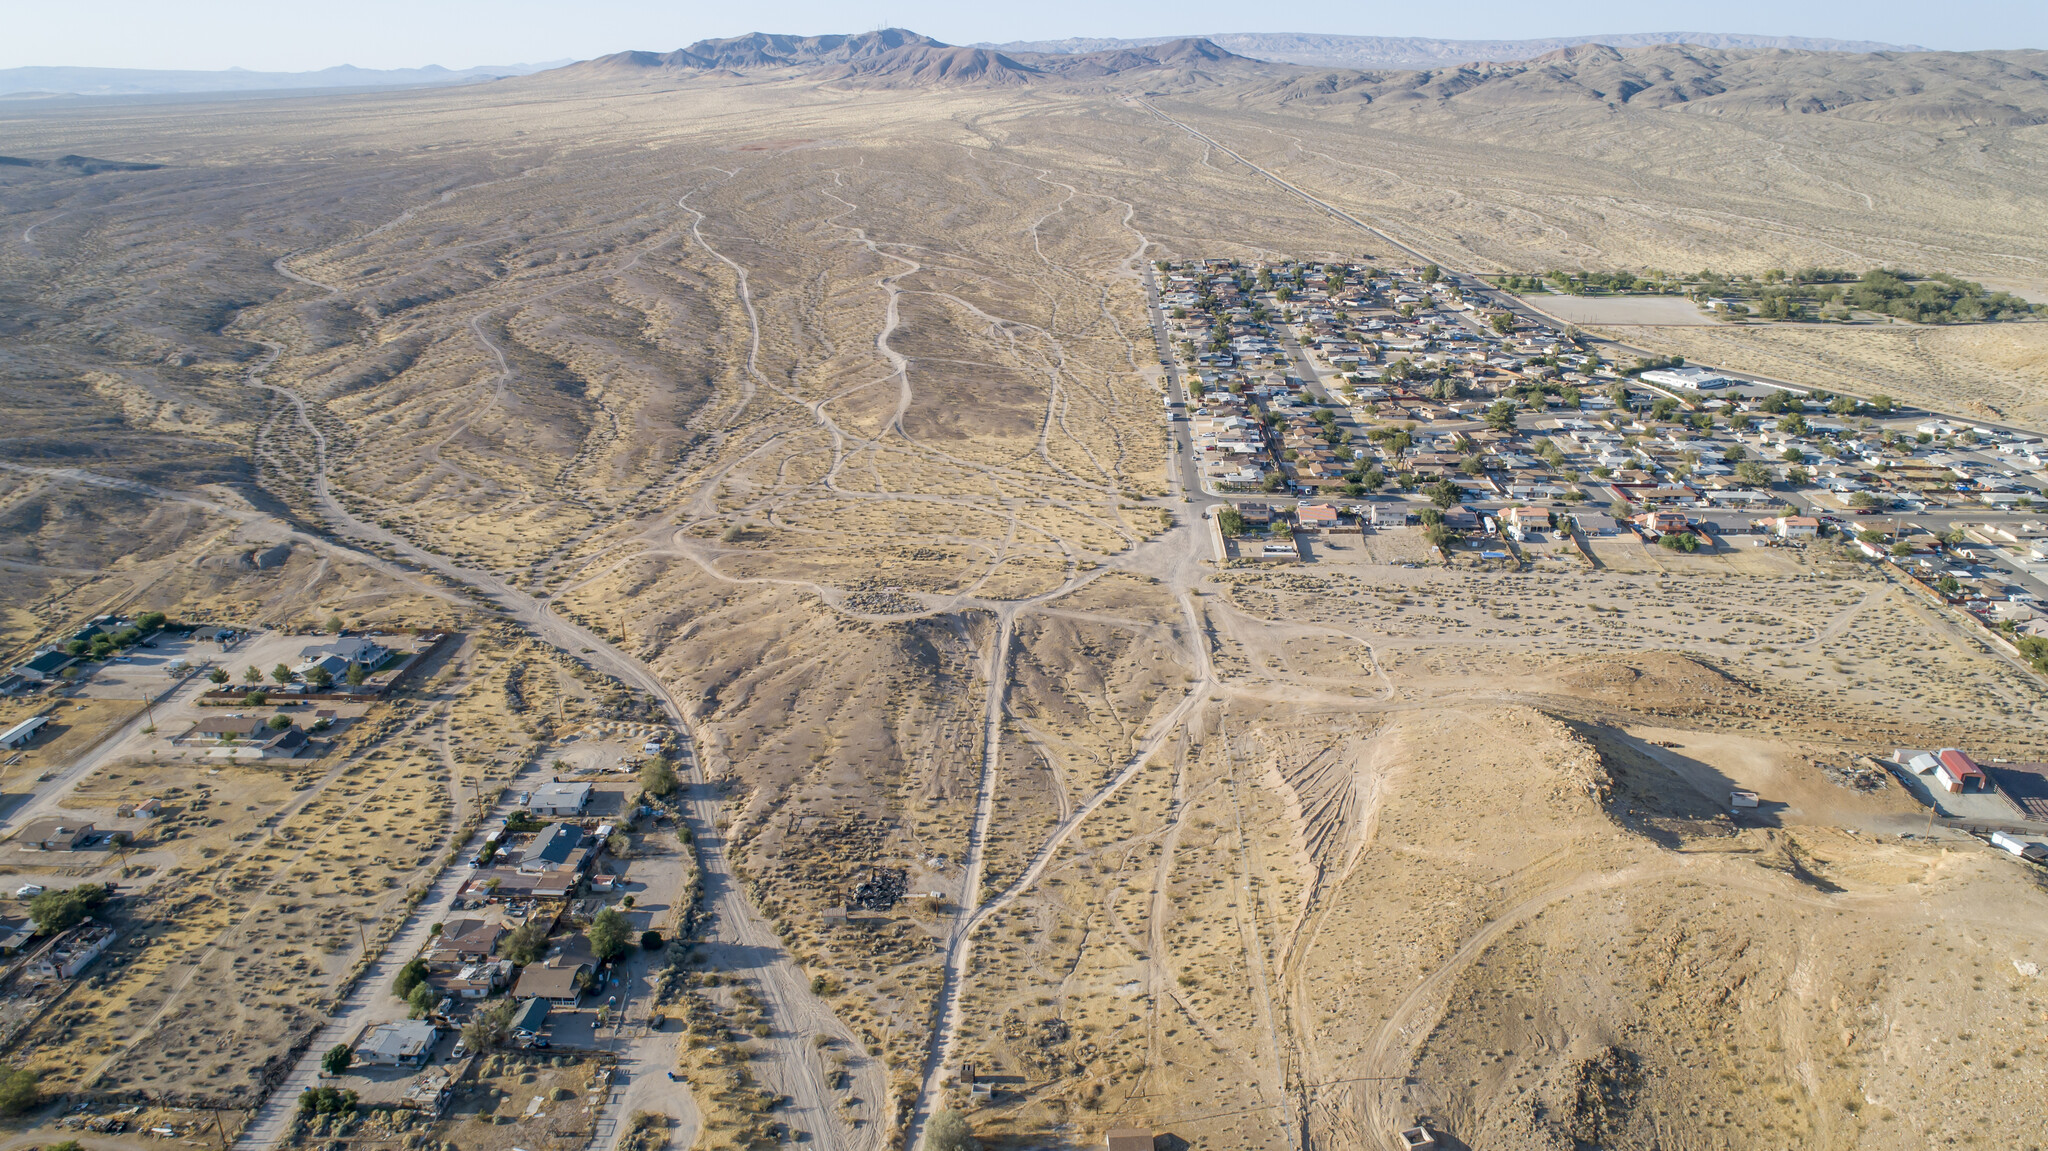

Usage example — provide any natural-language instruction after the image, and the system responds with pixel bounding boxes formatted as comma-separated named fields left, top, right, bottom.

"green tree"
left=1422, top=264, right=1441, bottom=283
left=28, top=884, right=107, bottom=934
left=407, top=982, right=437, bottom=1019
left=641, top=929, right=664, bottom=951
left=462, top=998, right=517, bottom=1055
left=326, top=615, right=344, bottom=634
left=1781, top=446, right=1805, bottom=463
left=1216, top=507, right=1246, bottom=536
left=1427, top=480, right=1463, bottom=510
left=927, top=1109, right=974, bottom=1151
left=271, top=663, right=293, bottom=685
left=1722, top=444, right=1746, bottom=463
left=1484, top=400, right=1518, bottom=432
left=306, top=666, right=334, bottom=689
left=209, top=667, right=230, bottom=685
left=589, top=907, right=631, bottom=961
left=1848, top=492, right=1878, bottom=509
left=243, top=665, right=263, bottom=684
left=322, top=1044, right=352, bottom=1076
left=393, top=957, right=430, bottom=998
left=136, top=611, right=167, bottom=631
left=640, top=756, right=680, bottom=800
left=1734, top=461, right=1773, bottom=487
left=0, top=1067, right=38, bottom=1116
left=1651, top=397, right=1679, bottom=422
left=503, top=922, right=549, bottom=965
left=345, top=663, right=368, bottom=687
left=1869, top=393, right=1895, bottom=413
left=267, top=714, right=292, bottom=731
left=1489, top=312, right=1514, bottom=335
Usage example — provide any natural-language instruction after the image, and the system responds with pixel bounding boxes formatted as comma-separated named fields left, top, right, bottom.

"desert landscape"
left=1, top=25, right=2046, bottom=1151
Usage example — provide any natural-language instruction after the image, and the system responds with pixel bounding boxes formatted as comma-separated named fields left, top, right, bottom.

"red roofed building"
left=1634, top=510, right=1690, bottom=535
left=1296, top=503, right=1340, bottom=528
left=1935, top=748, right=1989, bottom=794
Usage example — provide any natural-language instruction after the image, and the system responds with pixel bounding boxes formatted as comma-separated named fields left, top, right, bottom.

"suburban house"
left=355, top=1020, right=440, bottom=1068
left=0, top=715, right=48, bottom=750
left=428, top=919, right=504, bottom=962
left=461, top=866, right=578, bottom=902
left=15, top=818, right=103, bottom=852
left=519, top=824, right=586, bottom=874
left=510, top=997, right=550, bottom=1039
left=436, top=960, right=511, bottom=999
left=1935, top=748, right=1990, bottom=794
left=1295, top=503, right=1340, bottom=530
left=293, top=636, right=390, bottom=681
left=528, top=782, right=592, bottom=817
left=1634, top=510, right=1690, bottom=536
left=1774, top=516, right=1821, bottom=540
left=172, top=715, right=307, bottom=759
left=512, top=936, right=593, bottom=1003
left=12, top=650, right=77, bottom=685
left=1573, top=512, right=1620, bottom=537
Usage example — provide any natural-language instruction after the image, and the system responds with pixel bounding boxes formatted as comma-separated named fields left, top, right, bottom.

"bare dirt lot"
left=1528, top=295, right=1719, bottom=326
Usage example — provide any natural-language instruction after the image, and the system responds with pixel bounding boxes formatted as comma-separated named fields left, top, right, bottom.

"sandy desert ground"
left=2, top=37, right=2047, bottom=1151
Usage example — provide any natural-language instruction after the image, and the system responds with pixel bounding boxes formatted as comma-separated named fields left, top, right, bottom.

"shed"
left=1935, top=748, right=1988, bottom=794
left=1989, top=832, right=2047, bottom=861
left=1104, top=1129, right=1155, bottom=1151
left=0, top=715, right=48, bottom=749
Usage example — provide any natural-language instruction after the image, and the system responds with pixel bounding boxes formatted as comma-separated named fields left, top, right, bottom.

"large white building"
left=1640, top=367, right=1735, bottom=391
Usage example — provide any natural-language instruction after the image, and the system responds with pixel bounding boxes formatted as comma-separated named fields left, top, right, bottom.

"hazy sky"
left=4, top=0, right=2042, bottom=71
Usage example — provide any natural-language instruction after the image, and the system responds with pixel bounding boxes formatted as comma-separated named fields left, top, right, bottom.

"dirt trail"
left=200, top=297, right=883, bottom=1146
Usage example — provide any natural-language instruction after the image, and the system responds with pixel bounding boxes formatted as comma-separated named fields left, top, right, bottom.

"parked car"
left=16, top=885, right=44, bottom=898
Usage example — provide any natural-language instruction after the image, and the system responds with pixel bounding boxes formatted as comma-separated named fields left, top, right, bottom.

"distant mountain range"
left=0, top=61, right=570, bottom=99
left=976, top=31, right=1927, bottom=70
left=539, top=30, right=2048, bottom=130
left=562, top=29, right=1251, bottom=88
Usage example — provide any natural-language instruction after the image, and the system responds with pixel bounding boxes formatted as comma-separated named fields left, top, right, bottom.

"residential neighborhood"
left=1149, top=256, right=2048, bottom=652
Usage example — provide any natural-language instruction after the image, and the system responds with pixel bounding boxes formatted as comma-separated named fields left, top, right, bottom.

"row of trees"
left=208, top=660, right=366, bottom=690
left=63, top=612, right=168, bottom=660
